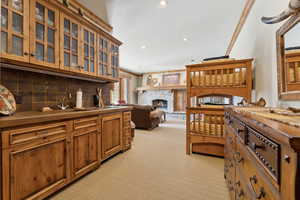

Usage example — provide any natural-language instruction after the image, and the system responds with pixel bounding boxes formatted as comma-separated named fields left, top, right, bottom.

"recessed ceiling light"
left=159, top=0, right=168, bottom=8
left=183, top=38, right=188, bottom=42
left=141, top=45, right=147, bottom=49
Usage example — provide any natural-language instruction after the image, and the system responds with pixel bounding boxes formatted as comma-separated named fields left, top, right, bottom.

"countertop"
left=0, top=106, right=133, bottom=129
left=226, top=106, right=300, bottom=149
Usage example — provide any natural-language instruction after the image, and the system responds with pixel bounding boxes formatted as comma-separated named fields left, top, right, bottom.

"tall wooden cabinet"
left=101, top=114, right=123, bottom=160
left=0, top=0, right=30, bottom=62
left=0, top=0, right=121, bottom=82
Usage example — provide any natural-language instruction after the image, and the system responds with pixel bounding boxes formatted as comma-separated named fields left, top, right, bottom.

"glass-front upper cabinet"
left=60, top=13, right=82, bottom=72
left=82, top=27, right=96, bottom=75
left=0, top=0, right=29, bottom=62
left=111, top=43, right=119, bottom=78
left=29, top=0, right=59, bottom=67
left=98, top=35, right=109, bottom=77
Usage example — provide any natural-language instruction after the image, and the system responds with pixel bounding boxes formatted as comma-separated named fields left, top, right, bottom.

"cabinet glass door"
left=98, top=35, right=109, bottom=77
left=82, top=27, right=96, bottom=75
left=30, top=0, right=59, bottom=67
left=0, top=0, right=29, bottom=62
left=111, top=43, right=119, bottom=78
left=60, top=14, right=82, bottom=72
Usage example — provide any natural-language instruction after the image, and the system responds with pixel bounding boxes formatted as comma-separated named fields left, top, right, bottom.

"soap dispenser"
left=76, top=88, right=83, bottom=108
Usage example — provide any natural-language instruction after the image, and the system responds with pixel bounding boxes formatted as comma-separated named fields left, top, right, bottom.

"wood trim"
left=276, top=13, right=300, bottom=100
left=225, top=0, right=256, bottom=56
left=55, top=0, right=113, bottom=33
left=119, top=68, right=142, bottom=77
left=0, top=61, right=119, bottom=83
left=143, top=69, right=185, bottom=75
left=136, top=85, right=186, bottom=91
left=186, top=59, right=253, bottom=68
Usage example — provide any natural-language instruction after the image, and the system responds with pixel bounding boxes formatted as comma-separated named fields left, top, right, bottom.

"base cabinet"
left=122, top=112, right=132, bottom=151
left=72, top=116, right=100, bottom=179
left=1, top=121, right=71, bottom=200
left=101, top=114, right=123, bottom=160
left=0, top=109, right=132, bottom=200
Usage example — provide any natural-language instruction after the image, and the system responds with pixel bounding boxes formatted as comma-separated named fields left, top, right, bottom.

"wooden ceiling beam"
left=226, top=0, right=256, bottom=56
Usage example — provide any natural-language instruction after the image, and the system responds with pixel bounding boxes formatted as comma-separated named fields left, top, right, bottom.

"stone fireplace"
left=138, top=90, right=174, bottom=112
left=152, top=99, right=168, bottom=109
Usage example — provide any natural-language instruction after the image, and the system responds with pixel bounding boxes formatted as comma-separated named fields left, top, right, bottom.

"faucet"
left=57, top=96, right=69, bottom=110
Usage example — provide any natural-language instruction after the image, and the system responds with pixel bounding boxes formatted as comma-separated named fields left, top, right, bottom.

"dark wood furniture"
left=225, top=106, right=300, bottom=200
left=0, top=106, right=132, bottom=200
left=117, top=104, right=161, bottom=130
left=186, top=59, right=253, bottom=157
left=0, top=0, right=121, bottom=83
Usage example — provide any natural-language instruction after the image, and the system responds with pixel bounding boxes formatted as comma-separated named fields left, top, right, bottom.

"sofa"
left=116, top=104, right=164, bottom=130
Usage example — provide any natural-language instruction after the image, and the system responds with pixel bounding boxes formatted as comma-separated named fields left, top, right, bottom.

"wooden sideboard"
left=0, top=0, right=121, bottom=82
left=224, top=106, right=300, bottom=200
left=0, top=107, right=132, bottom=200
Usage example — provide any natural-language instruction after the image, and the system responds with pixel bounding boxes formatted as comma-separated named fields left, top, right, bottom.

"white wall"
left=77, top=0, right=109, bottom=23
left=231, top=0, right=300, bottom=107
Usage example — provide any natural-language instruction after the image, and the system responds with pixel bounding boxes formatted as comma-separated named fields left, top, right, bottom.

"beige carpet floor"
left=50, top=120, right=229, bottom=200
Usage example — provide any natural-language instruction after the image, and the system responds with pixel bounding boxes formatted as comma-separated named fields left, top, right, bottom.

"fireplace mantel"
left=136, top=85, right=186, bottom=92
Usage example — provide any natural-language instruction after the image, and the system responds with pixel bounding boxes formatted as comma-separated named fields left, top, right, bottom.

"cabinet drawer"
left=235, top=169, right=252, bottom=200
left=247, top=127, right=279, bottom=181
left=236, top=140, right=278, bottom=200
left=5, top=122, right=68, bottom=147
left=74, top=116, right=98, bottom=131
left=123, top=112, right=131, bottom=121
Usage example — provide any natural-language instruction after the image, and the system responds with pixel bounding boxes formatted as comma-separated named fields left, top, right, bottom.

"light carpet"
left=50, top=120, right=229, bottom=200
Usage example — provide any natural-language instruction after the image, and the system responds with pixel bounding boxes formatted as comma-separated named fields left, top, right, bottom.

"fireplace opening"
left=152, top=99, right=168, bottom=109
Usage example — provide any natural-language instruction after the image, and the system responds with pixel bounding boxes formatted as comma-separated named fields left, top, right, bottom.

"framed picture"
left=162, top=73, right=180, bottom=86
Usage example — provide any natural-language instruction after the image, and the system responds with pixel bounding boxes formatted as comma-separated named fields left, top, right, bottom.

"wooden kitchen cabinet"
left=82, top=26, right=97, bottom=76
left=72, top=116, right=100, bottom=179
left=60, top=13, right=82, bottom=73
left=1, top=0, right=121, bottom=82
left=122, top=111, right=132, bottom=151
left=29, top=0, right=60, bottom=68
left=0, top=108, right=132, bottom=200
left=0, top=0, right=30, bottom=63
left=97, top=35, right=110, bottom=77
left=1, top=121, right=72, bottom=200
left=101, top=113, right=123, bottom=160
left=110, top=42, right=119, bottom=78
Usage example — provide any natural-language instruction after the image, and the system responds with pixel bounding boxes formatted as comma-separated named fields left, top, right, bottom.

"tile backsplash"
left=0, top=68, right=112, bottom=112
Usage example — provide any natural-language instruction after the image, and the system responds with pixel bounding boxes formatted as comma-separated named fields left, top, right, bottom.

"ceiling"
left=106, top=0, right=245, bottom=73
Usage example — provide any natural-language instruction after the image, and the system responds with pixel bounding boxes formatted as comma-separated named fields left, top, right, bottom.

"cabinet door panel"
left=0, top=0, right=29, bottom=62
left=102, top=114, right=122, bottom=160
left=60, top=14, right=82, bottom=72
left=29, top=0, right=59, bottom=68
left=97, top=35, right=109, bottom=77
left=8, top=139, right=69, bottom=200
left=110, top=43, right=119, bottom=78
left=81, top=26, right=97, bottom=76
left=73, top=129, right=98, bottom=177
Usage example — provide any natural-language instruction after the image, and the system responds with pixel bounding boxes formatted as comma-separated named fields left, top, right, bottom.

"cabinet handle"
left=237, top=128, right=244, bottom=134
left=24, top=52, right=29, bottom=56
left=249, top=175, right=265, bottom=199
left=250, top=142, right=265, bottom=150
left=238, top=190, right=244, bottom=197
left=234, top=152, right=244, bottom=163
left=30, top=53, right=35, bottom=57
